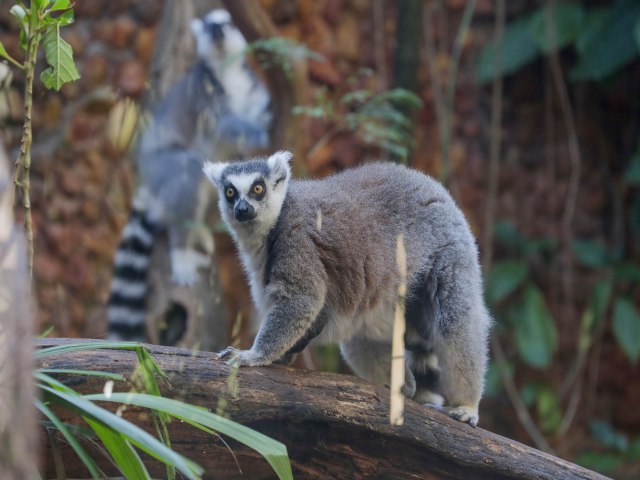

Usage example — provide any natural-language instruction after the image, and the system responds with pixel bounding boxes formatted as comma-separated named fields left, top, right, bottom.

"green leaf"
left=476, top=15, right=540, bottom=83
left=48, top=0, right=72, bottom=12
left=35, top=340, right=143, bottom=359
left=536, top=387, right=562, bottom=433
left=0, top=42, right=10, bottom=61
left=494, top=222, right=527, bottom=251
left=590, top=420, right=629, bottom=452
left=519, top=382, right=540, bottom=407
left=514, top=285, right=557, bottom=369
left=40, top=25, right=80, bottom=90
left=530, top=2, right=585, bottom=53
left=572, top=239, right=610, bottom=269
left=84, top=417, right=151, bottom=480
left=590, top=278, right=613, bottom=327
left=486, top=260, right=529, bottom=304
left=575, top=451, right=623, bottom=473
left=615, top=263, right=640, bottom=283
left=85, top=392, right=294, bottom=480
left=625, top=148, right=640, bottom=186
left=36, top=400, right=103, bottom=479
left=612, top=297, right=640, bottom=364
left=39, top=386, right=203, bottom=480
left=10, top=5, right=27, bottom=25
left=39, top=368, right=126, bottom=381
left=571, top=0, right=640, bottom=81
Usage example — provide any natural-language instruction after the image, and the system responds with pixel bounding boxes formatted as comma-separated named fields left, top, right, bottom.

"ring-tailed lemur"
left=202, top=152, right=491, bottom=426
left=107, top=9, right=271, bottom=341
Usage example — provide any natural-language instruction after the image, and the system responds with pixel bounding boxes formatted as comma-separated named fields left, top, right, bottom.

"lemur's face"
left=203, top=152, right=293, bottom=229
left=191, top=9, right=247, bottom=67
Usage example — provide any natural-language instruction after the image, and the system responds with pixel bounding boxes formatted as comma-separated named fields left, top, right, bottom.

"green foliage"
left=36, top=342, right=293, bottom=480
left=529, top=3, right=585, bottom=54
left=295, top=83, right=423, bottom=160
left=477, top=0, right=640, bottom=83
left=486, top=260, right=529, bottom=304
left=249, top=36, right=323, bottom=72
left=489, top=224, right=559, bottom=370
left=476, top=16, right=539, bottom=83
left=513, top=285, right=558, bottom=369
left=625, top=148, right=640, bottom=186
left=576, top=421, right=640, bottom=474
left=1, top=0, right=80, bottom=89
left=612, top=297, right=640, bottom=364
left=40, top=24, right=80, bottom=90
left=571, top=0, right=640, bottom=81
left=572, top=240, right=611, bottom=269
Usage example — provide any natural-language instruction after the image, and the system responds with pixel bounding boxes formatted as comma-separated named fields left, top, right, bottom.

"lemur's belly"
left=313, top=302, right=395, bottom=345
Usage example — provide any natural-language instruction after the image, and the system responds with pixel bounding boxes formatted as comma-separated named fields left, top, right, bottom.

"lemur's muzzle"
left=234, top=199, right=256, bottom=222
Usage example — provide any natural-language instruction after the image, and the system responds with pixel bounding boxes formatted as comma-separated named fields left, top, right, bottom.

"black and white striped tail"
left=106, top=193, right=160, bottom=341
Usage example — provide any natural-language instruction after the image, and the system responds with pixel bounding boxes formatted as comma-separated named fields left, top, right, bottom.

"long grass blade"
left=39, top=368, right=126, bottom=381
left=85, top=392, right=293, bottom=480
left=37, top=400, right=102, bottom=479
left=84, top=417, right=150, bottom=480
left=40, top=385, right=203, bottom=480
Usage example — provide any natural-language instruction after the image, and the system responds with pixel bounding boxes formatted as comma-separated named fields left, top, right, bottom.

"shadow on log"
left=37, top=338, right=607, bottom=480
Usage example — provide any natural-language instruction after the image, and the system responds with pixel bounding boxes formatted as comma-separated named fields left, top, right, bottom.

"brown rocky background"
left=1, top=0, right=638, bottom=476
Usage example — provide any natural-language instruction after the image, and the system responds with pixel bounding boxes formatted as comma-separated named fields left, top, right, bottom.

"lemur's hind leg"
left=435, top=268, right=490, bottom=427
left=340, top=336, right=416, bottom=398
left=405, top=272, right=444, bottom=407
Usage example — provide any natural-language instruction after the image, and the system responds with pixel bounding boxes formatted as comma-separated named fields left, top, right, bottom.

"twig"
left=442, top=0, right=476, bottom=183
left=547, top=1, right=581, bottom=321
left=305, top=125, right=342, bottom=165
left=482, top=0, right=554, bottom=454
left=15, top=23, right=42, bottom=278
left=422, top=5, right=448, bottom=180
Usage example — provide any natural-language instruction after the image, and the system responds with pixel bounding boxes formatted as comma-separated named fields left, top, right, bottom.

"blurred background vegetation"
left=1, top=0, right=639, bottom=477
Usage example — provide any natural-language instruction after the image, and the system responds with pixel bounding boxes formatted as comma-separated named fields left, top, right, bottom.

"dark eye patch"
left=250, top=180, right=266, bottom=200
left=223, top=183, right=237, bottom=203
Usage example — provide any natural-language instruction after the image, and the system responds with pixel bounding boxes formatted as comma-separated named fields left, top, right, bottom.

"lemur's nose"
left=234, top=199, right=256, bottom=222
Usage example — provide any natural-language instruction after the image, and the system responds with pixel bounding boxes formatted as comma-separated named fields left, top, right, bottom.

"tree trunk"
left=0, top=141, right=39, bottom=479
left=37, top=338, right=608, bottom=480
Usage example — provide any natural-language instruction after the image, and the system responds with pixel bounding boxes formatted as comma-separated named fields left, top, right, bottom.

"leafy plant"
left=249, top=36, right=323, bottom=73
left=294, top=82, right=423, bottom=161
left=0, top=0, right=80, bottom=276
left=576, top=421, right=640, bottom=474
left=36, top=341, right=293, bottom=480
left=477, top=0, right=640, bottom=83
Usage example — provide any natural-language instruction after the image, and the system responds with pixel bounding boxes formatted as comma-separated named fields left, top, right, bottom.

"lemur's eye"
left=252, top=183, right=265, bottom=195
left=225, top=187, right=235, bottom=198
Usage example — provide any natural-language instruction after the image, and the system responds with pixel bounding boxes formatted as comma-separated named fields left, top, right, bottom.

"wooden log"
left=37, top=338, right=608, bottom=480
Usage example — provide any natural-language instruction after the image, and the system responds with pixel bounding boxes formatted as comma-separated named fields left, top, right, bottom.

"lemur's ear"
left=203, top=161, right=228, bottom=185
left=267, top=151, right=293, bottom=182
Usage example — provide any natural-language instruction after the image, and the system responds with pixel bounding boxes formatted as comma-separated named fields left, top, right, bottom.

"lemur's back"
left=269, top=162, right=480, bottom=315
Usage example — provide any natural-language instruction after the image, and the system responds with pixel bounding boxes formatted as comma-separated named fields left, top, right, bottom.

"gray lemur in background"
left=107, top=9, right=271, bottom=341
left=203, top=152, right=491, bottom=426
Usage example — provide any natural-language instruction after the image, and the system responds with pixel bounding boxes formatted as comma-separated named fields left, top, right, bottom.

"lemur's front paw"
left=447, top=405, right=479, bottom=427
left=217, top=347, right=270, bottom=367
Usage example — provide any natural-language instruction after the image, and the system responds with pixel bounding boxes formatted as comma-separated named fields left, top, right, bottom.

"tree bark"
left=0, top=141, right=39, bottom=479
left=37, top=338, right=608, bottom=480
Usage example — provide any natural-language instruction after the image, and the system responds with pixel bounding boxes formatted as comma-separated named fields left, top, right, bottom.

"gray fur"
left=203, top=152, right=491, bottom=426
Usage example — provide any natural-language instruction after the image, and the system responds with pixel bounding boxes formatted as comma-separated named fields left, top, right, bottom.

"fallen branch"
left=37, top=338, right=607, bottom=480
